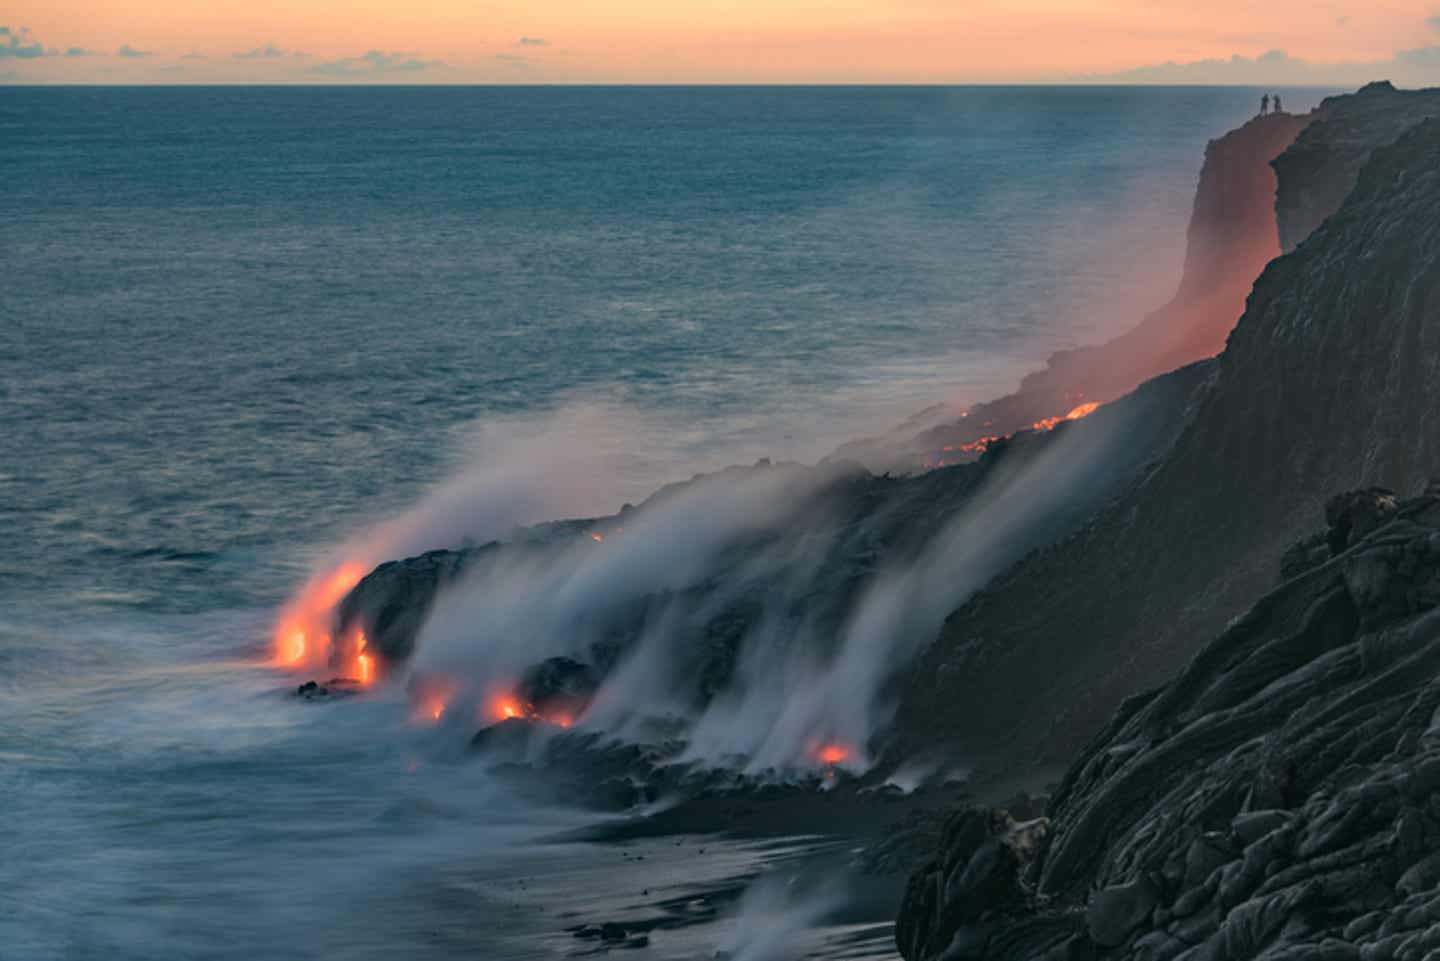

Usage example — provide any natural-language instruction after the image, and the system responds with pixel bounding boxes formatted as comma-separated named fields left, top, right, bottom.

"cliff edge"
left=896, top=107, right=1440, bottom=770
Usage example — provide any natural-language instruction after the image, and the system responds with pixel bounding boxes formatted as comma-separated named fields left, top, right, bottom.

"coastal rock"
left=335, top=547, right=479, bottom=664
left=1273, top=82, right=1440, bottom=251
left=896, top=104, right=1440, bottom=771
left=883, top=111, right=1311, bottom=469
left=517, top=656, right=599, bottom=717
left=896, top=486, right=1440, bottom=960
left=894, top=807, right=1040, bottom=961
left=1087, top=878, right=1159, bottom=947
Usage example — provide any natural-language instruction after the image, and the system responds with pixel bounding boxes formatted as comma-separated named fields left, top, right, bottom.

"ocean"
left=1, top=85, right=1329, bottom=958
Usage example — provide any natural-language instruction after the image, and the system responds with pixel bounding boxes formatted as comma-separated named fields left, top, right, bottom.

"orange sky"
left=3, top=1, right=1439, bottom=83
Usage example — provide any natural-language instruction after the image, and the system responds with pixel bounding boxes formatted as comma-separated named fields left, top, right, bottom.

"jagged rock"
left=517, top=657, right=598, bottom=717
left=895, top=96, right=1440, bottom=774
left=1273, top=82, right=1440, bottom=251
left=895, top=808, right=1045, bottom=961
left=335, top=547, right=480, bottom=664
left=884, top=111, right=1310, bottom=469
left=1326, top=489, right=1400, bottom=555
left=896, top=486, right=1440, bottom=960
left=1087, top=878, right=1159, bottom=947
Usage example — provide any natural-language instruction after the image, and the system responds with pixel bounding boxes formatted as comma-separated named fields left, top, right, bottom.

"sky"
left=3, top=1, right=1440, bottom=84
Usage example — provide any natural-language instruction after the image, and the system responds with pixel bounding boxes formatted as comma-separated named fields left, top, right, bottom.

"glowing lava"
left=932, top=400, right=1104, bottom=464
left=589, top=532, right=604, bottom=543
left=272, top=562, right=368, bottom=668
left=816, top=743, right=850, bottom=766
left=485, top=692, right=577, bottom=728
left=353, top=632, right=374, bottom=685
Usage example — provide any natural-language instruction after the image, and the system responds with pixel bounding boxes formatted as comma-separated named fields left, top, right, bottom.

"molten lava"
left=485, top=691, right=576, bottom=729
left=353, top=632, right=374, bottom=686
left=816, top=743, right=850, bottom=766
left=933, top=399, right=1103, bottom=463
left=272, top=562, right=368, bottom=668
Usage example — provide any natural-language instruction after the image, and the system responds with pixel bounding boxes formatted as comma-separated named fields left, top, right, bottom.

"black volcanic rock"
left=517, top=656, right=599, bottom=717
left=853, top=110, right=1311, bottom=470
left=896, top=486, right=1440, bottom=960
left=1274, top=82, right=1440, bottom=252
left=895, top=111, right=1440, bottom=772
left=336, top=361, right=1207, bottom=715
left=334, top=547, right=480, bottom=665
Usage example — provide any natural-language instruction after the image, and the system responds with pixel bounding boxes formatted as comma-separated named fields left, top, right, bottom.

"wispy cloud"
left=115, top=44, right=151, bottom=59
left=309, top=49, right=444, bottom=77
left=494, top=53, right=530, bottom=68
left=64, top=47, right=99, bottom=58
left=1093, top=41, right=1440, bottom=86
left=233, top=43, right=303, bottom=60
left=517, top=37, right=547, bottom=47
left=182, top=51, right=207, bottom=61
left=1428, top=14, right=1440, bottom=32
left=0, top=26, right=45, bottom=59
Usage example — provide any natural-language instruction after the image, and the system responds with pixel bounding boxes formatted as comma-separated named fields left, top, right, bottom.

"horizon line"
left=0, top=80, right=1361, bottom=89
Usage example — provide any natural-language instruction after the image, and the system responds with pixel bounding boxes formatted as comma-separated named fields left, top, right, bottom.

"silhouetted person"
left=1273, top=94, right=1283, bottom=114
left=1260, top=93, right=1270, bottom=115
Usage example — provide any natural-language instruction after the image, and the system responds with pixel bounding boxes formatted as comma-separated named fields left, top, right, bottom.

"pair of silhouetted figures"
left=1260, top=93, right=1285, bottom=115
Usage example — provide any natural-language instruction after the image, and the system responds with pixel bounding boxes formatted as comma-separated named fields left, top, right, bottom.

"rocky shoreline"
left=305, top=82, right=1440, bottom=957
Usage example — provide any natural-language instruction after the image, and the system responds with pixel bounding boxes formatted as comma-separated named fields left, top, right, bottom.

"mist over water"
left=1, top=85, right=1333, bottom=958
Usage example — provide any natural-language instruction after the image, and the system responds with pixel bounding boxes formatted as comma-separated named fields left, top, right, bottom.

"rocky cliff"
left=893, top=110, right=1440, bottom=772
left=896, top=484, right=1440, bottom=961
left=863, top=110, right=1310, bottom=468
left=1274, top=82, right=1440, bottom=252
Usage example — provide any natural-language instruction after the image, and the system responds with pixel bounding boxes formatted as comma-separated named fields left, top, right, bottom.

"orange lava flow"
left=353, top=632, right=374, bottom=686
left=932, top=400, right=1104, bottom=465
left=272, top=562, right=368, bottom=668
left=484, top=692, right=576, bottom=729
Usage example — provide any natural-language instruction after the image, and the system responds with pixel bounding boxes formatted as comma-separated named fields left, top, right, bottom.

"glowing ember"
left=589, top=532, right=604, bottom=543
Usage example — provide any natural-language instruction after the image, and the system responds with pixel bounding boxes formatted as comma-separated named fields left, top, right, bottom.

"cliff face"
left=897, top=485, right=1440, bottom=961
left=1274, top=82, right=1440, bottom=252
left=888, top=111, right=1310, bottom=466
left=895, top=113, right=1440, bottom=770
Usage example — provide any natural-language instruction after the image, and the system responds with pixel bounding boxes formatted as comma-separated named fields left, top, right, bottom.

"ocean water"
left=1, top=85, right=1329, bottom=958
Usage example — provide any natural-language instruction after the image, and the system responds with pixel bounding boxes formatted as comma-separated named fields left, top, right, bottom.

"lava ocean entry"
left=272, top=562, right=368, bottom=670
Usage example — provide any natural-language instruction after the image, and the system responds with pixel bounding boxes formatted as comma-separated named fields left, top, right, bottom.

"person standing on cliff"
left=1260, top=93, right=1270, bottom=115
left=1273, top=94, right=1283, bottom=113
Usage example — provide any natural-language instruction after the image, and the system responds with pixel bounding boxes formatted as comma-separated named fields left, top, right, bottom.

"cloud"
left=233, top=43, right=302, bottom=59
left=64, top=47, right=99, bottom=58
left=1093, top=42, right=1440, bottom=86
left=1397, top=44, right=1440, bottom=67
left=0, top=26, right=45, bottom=59
left=182, top=51, right=207, bottom=60
left=1429, top=14, right=1440, bottom=32
left=517, top=37, right=547, bottom=47
left=115, top=44, right=151, bottom=58
left=309, top=50, right=444, bottom=77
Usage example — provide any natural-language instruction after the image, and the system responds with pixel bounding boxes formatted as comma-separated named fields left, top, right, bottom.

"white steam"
left=377, top=394, right=1137, bottom=775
